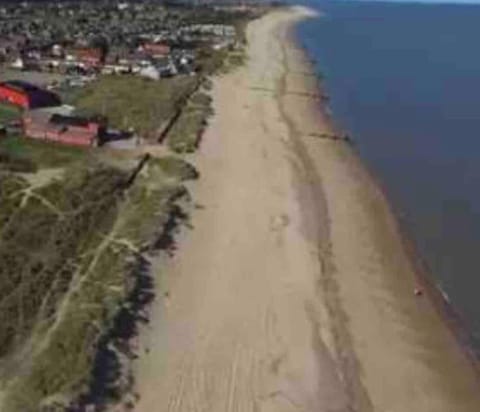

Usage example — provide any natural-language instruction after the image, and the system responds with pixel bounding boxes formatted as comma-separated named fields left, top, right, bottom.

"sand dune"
left=133, top=7, right=480, bottom=412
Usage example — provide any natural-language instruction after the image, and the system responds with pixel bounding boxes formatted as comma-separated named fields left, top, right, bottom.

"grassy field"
left=0, top=136, right=94, bottom=172
left=73, top=75, right=199, bottom=140
left=0, top=138, right=195, bottom=411
left=0, top=103, right=21, bottom=125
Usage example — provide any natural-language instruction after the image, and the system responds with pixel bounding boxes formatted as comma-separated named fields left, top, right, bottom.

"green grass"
left=73, top=75, right=199, bottom=140
left=0, top=136, right=92, bottom=172
left=196, top=46, right=229, bottom=75
left=0, top=140, right=196, bottom=410
left=0, top=167, right=126, bottom=410
left=227, top=51, right=246, bottom=68
left=0, top=103, right=21, bottom=125
left=152, top=156, right=199, bottom=181
left=165, top=91, right=213, bottom=154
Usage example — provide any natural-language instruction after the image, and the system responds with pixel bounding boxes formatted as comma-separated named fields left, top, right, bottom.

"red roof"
left=23, top=111, right=98, bottom=146
left=142, top=43, right=170, bottom=57
left=74, top=48, right=103, bottom=66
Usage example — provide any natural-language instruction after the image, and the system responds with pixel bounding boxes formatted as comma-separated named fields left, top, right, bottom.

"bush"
left=0, top=150, right=37, bottom=173
left=0, top=137, right=90, bottom=170
left=166, top=90, right=213, bottom=154
left=153, top=156, right=199, bottom=181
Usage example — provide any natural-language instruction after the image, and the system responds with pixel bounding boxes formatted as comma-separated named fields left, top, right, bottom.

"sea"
left=295, top=0, right=480, bottom=351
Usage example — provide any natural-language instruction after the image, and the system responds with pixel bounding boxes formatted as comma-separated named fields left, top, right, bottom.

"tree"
left=91, top=35, right=109, bottom=64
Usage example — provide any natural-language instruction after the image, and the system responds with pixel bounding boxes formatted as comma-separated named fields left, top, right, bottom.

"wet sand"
left=133, top=7, right=480, bottom=412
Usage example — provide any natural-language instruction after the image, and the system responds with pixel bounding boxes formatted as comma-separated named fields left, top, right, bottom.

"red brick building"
left=23, top=111, right=100, bottom=147
left=74, top=48, right=103, bottom=67
left=142, top=43, right=171, bottom=58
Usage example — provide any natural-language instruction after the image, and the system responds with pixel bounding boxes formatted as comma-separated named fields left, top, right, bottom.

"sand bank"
left=132, top=7, right=480, bottom=412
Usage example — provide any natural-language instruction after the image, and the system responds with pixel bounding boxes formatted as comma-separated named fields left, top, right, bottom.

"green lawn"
left=0, top=103, right=21, bottom=124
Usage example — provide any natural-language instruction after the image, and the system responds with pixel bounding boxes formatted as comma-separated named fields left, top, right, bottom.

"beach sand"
left=133, top=7, right=480, bottom=412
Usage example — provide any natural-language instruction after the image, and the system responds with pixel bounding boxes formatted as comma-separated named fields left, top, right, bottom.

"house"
left=0, top=38, right=17, bottom=58
left=141, top=42, right=170, bottom=58
left=156, top=57, right=177, bottom=77
left=73, top=48, right=103, bottom=68
left=0, top=80, right=61, bottom=109
left=23, top=109, right=100, bottom=147
left=138, top=65, right=160, bottom=80
left=138, top=58, right=177, bottom=80
left=51, top=44, right=64, bottom=58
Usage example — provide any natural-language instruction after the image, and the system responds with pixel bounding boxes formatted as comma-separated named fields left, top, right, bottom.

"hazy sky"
left=351, top=0, right=480, bottom=3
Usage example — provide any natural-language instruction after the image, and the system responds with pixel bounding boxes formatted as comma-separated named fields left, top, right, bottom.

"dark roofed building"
left=0, top=80, right=61, bottom=109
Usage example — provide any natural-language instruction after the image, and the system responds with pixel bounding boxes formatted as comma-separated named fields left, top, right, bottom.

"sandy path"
left=133, top=7, right=480, bottom=412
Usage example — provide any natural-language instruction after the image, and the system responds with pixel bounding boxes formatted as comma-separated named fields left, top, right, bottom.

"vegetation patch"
left=196, top=46, right=229, bottom=75
left=0, top=140, right=195, bottom=411
left=0, top=137, right=92, bottom=172
left=0, top=103, right=21, bottom=125
left=0, top=166, right=126, bottom=410
left=227, top=50, right=246, bottom=68
left=73, top=75, right=199, bottom=140
left=165, top=91, right=213, bottom=154
left=152, top=156, right=199, bottom=181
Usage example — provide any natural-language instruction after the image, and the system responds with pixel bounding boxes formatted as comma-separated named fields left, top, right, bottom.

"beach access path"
left=133, top=7, right=480, bottom=412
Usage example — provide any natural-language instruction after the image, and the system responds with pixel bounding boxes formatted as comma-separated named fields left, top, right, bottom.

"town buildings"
left=0, top=1, right=245, bottom=82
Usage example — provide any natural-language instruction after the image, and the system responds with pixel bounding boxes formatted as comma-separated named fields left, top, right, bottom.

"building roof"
left=23, top=110, right=99, bottom=146
left=0, top=80, right=61, bottom=109
left=50, top=114, right=91, bottom=128
left=1, top=80, right=41, bottom=93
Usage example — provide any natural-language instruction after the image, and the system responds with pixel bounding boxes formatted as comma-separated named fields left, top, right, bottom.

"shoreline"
left=132, top=7, right=480, bottom=411
left=266, top=5, right=480, bottom=409
left=286, top=5, right=480, bottom=371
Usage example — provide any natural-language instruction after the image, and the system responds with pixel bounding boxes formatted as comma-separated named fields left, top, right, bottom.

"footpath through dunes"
left=133, top=7, right=480, bottom=412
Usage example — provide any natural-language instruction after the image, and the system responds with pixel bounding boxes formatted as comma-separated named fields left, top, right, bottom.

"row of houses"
left=3, top=20, right=237, bottom=79
left=8, top=41, right=197, bottom=81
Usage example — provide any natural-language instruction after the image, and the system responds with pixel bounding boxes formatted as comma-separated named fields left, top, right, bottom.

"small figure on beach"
left=414, top=287, right=423, bottom=296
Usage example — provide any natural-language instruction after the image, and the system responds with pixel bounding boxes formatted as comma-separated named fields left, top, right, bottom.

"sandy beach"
left=133, top=7, right=480, bottom=412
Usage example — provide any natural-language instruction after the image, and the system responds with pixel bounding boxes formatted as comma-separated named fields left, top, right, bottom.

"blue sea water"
left=295, top=0, right=480, bottom=349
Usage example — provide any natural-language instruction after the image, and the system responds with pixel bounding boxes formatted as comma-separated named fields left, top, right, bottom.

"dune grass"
left=73, top=75, right=199, bottom=140
left=0, top=136, right=92, bottom=172
left=0, top=139, right=195, bottom=411
left=165, top=91, right=213, bottom=154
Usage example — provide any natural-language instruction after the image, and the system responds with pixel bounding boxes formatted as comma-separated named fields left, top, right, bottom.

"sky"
left=332, top=0, right=480, bottom=4
left=352, top=0, right=480, bottom=3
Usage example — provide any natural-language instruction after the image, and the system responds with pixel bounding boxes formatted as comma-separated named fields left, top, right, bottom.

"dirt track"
left=133, top=8, right=480, bottom=412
